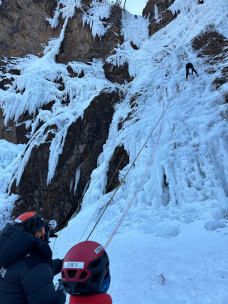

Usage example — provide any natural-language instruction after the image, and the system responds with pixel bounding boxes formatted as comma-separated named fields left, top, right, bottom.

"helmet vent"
left=89, top=258, right=101, bottom=270
left=35, top=220, right=40, bottom=228
left=91, top=271, right=102, bottom=285
left=79, top=271, right=87, bottom=280
left=68, top=270, right=77, bottom=279
left=62, top=271, right=65, bottom=279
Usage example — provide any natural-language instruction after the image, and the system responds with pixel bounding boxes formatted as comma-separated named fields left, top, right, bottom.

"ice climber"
left=186, top=62, right=198, bottom=81
left=0, top=212, right=66, bottom=304
left=61, top=241, right=112, bottom=304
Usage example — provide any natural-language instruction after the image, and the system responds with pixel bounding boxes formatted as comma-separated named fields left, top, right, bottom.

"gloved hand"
left=57, top=279, right=67, bottom=297
left=44, top=222, right=58, bottom=241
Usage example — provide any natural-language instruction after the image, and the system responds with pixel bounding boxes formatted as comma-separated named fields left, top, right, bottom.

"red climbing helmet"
left=15, top=212, right=45, bottom=234
left=61, top=241, right=110, bottom=296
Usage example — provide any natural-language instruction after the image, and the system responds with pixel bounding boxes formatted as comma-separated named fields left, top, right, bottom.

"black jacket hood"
left=0, top=223, right=39, bottom=266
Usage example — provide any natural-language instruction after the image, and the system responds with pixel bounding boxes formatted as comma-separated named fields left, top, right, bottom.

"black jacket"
left=0, top=223, right=66, bottom=304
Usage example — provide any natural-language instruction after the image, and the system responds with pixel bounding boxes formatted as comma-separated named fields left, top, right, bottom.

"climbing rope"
left=52, top=120, right=112, bottom=250
left=52, top=136, right=127, bottom=251
left=86, top=62, right=169, bottom=241
left=104, top=63, right=165, bottom=249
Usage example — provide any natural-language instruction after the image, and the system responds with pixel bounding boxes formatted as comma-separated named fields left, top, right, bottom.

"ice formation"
left=0, top=0, right=228, bottom=302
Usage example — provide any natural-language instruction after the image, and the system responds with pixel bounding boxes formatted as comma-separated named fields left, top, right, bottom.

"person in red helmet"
left=60, top=241, right=112, bottom=304
left=0, top=212, right=66, bottom=304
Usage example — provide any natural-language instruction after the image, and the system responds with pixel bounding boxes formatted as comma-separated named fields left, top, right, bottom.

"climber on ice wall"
left=60, top=241, right=112, bottom=304
left=0, top=212, right=66, bottom=304
left=186, top=62, right=198, bottom=81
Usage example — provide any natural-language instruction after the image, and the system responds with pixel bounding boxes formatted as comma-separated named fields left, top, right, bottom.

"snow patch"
left=154, top=4, right=159, bottom=22
left=211, top=207, right=225, bottom=220
left=156, top=226, right=180, bottom=238
left=204, top=220, right=225, bottom=231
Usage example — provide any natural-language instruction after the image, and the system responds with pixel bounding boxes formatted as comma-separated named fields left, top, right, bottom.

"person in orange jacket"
left=60, top=241, right=112, bottom=304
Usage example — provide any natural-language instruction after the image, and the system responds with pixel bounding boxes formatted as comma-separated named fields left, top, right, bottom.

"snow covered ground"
left=1, top=0, right=228, bottom=303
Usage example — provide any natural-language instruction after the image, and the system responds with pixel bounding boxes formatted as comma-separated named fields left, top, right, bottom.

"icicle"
left=74, top=165, right=81, bottom=194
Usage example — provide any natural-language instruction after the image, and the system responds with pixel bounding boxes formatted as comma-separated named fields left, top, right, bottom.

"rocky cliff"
left=0, top=0, right=60, bottom=58
left=142, top=0, right=177, bottom=36
left=0, top=0, right=130, bottom=229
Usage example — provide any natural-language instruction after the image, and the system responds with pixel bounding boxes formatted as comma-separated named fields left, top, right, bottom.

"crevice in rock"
left=106, top=145, right=129, bottom=193
left=67, top=65, right=85, bottom=78
left=103, top=62, right=134, bottom=84
left=162, top=172, right=170, bottom=206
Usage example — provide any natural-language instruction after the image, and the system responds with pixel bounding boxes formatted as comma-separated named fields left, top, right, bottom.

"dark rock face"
left=192, top=31, right=228, bottom=94
left=0, top=1, right=130, bottom=229
left=106, top=145, right=129, bottom=193
left=12, top=90, right=121, bottom=229
left=103, top=62, right=133, bottom=85
left=225, top=94, right=228, bottom=104
left=0, top=109, right=32, bottom=144
left=0, top=0, right=61, bottom=58
left=56, top=5, right=123, bottom=64
left=0, top=109, right=17, bottom=144
left=0, top=58, right=18, bottom=91
left=192, top=31, right=228, bottom=62
left=212, top=66, right=228, bottom=90
left=143, top=0, right=177, bottom=36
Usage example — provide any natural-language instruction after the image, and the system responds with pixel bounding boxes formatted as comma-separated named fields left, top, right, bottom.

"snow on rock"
left=121, top=11, right=149, bottom=48
left=170, top=0, right=197, bottom=15
left=0, top=140, right=25, bottom=227
left=47, top=0, right=82, bottom=28
left=82, top=0, right=111, bottom=38
left=204, top=220, right=225, bottom=231
left=154, top=4, right=160, bottom=22
left=74, top=165, right=81, bottom=194
left=0, top=140, right=25, bottom=174
left=0, top=56, right=112, bottom=188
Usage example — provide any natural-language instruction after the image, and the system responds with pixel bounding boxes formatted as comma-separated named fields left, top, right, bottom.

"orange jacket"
left=69, top=294, right=112, bottom=304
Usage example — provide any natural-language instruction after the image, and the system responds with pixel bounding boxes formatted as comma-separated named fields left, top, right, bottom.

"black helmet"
left=15, top=212, right=45, bottom=234
left=61, top=241, right=110, bottom=296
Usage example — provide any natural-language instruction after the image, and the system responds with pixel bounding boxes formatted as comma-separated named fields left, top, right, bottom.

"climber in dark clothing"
left=186, top=62, right=198, bottom=81
left=0, top=212, right=66, bottom=304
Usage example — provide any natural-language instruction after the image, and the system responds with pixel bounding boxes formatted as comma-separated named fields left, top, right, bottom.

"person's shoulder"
left=22, top=248, right=52, bottom=272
